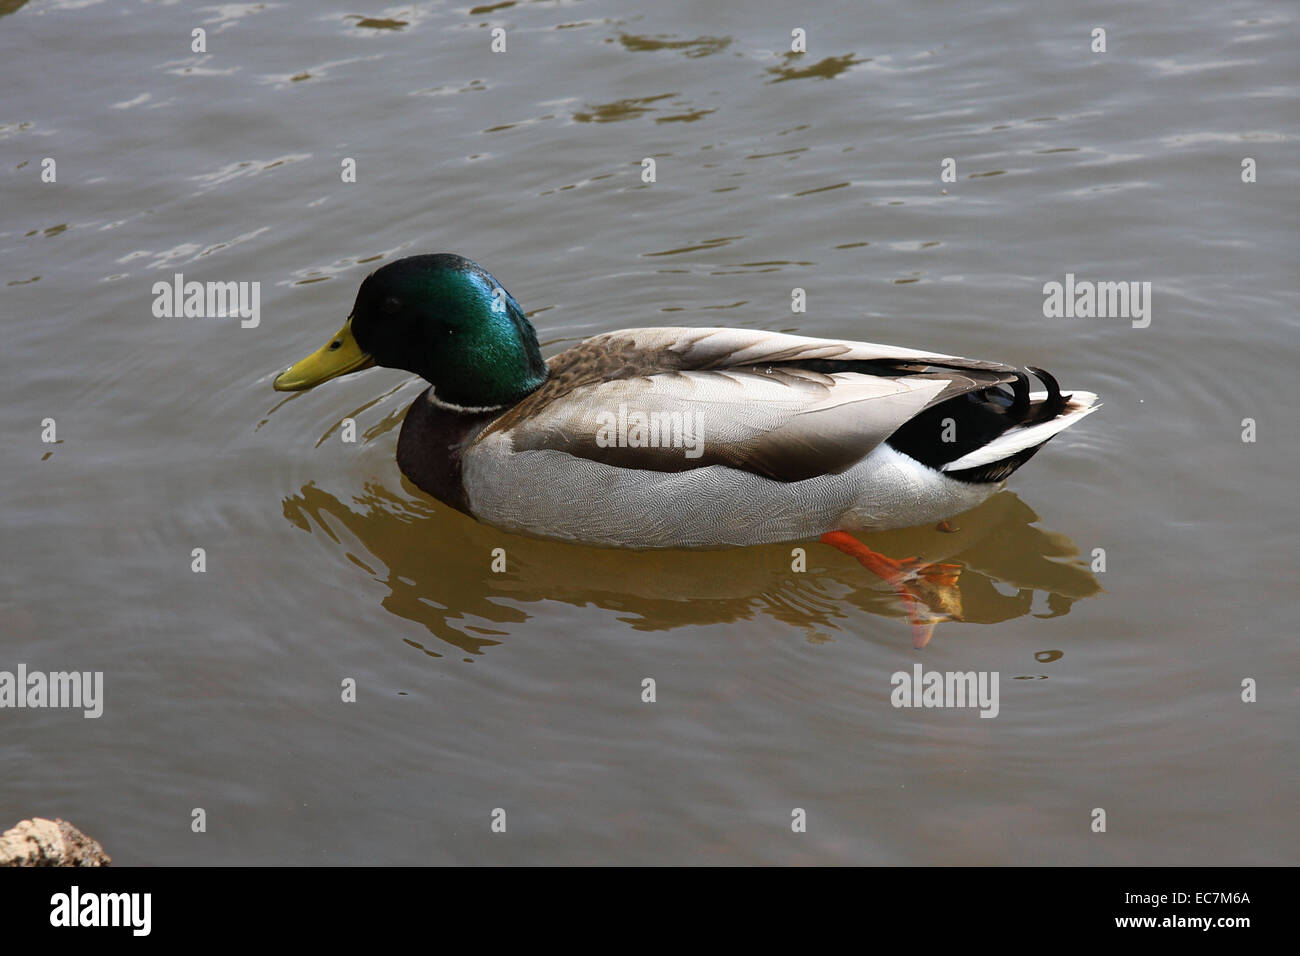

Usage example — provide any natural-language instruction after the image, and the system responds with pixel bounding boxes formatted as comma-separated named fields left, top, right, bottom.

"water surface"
left=2, top=0, right=1296, bottom=864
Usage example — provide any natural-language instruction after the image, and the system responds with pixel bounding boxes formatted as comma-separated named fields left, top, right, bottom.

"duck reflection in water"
left=281, top=478, right=1100, bottom=656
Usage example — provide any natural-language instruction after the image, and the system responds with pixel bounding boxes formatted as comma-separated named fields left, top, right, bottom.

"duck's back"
left=447, top=328, right=1096, bottom=548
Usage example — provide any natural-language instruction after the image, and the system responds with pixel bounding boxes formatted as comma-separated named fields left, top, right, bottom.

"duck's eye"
left=328, top=340, right=342, bottom=351
left=383, top=296, right=401, bottom=314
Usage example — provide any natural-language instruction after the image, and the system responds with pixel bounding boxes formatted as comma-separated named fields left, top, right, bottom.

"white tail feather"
left=940, top=390, right=1099, bottom=472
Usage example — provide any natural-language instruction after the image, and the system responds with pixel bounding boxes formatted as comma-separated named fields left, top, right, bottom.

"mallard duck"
left=274, top=254, right=1097, bottom=644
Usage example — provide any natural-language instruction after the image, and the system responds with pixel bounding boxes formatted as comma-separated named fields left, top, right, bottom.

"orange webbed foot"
left=820, top=531, right=964, bottom=648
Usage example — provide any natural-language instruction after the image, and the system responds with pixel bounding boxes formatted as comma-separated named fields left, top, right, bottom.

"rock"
left=0, top=818, right=111, bottom=867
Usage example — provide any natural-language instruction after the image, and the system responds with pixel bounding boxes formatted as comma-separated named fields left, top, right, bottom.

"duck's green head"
left=273, top=253, right=548, bottom=409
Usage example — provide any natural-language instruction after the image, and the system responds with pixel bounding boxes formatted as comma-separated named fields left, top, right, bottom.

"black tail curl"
left=1024, top=366, right=1070, bottom=424
left=885, top=365, right=1073, bottom=481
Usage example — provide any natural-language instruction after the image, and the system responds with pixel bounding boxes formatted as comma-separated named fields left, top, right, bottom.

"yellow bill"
left=273, top=317, right=376, bottom=391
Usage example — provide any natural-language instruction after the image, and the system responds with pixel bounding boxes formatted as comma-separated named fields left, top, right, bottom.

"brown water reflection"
left=281, top=477, right=1099, bottom=658
left=616, top=34, right=731, bottom=58
left=573, top=93, right=677, bottom=124
left=767, top=53, right=865, bottom=83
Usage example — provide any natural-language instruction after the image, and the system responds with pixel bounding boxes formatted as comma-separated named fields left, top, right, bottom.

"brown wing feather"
left=480, top=328, right=1018, bottom=482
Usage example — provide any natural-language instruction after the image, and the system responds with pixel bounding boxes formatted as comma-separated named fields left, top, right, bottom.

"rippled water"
left=3, top=0, right=1296, bottom=864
